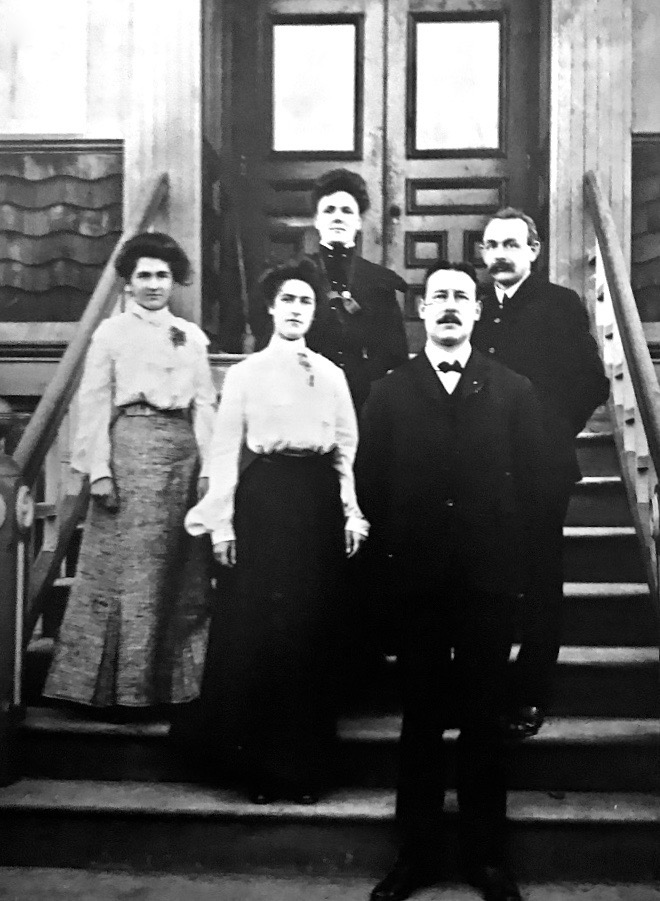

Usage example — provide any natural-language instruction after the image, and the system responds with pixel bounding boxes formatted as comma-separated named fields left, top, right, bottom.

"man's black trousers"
left=394, top=578, right=516, bottom=870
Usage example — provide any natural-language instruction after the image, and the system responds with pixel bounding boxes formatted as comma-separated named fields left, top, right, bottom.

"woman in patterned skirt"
left=184, top=258, right=369, bottom=803
left=44, top=232, right=217, bottom=717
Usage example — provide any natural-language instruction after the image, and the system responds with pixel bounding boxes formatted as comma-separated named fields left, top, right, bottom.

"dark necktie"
left=437, top=361, right=463, bottom=374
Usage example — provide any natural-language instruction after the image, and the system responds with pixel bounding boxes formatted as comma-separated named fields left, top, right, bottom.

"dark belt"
left=259, top=450, right=334, bottom=464
left=119, top=402, right=190, bottom=421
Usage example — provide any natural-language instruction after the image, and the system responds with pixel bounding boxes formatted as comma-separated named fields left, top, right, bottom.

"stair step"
left=566, top=477, right=631, bottom=526
left=19, top=709, right=660, bottom=793
left=24, top=641, right=660, bottom=719
left=2, top=870, right=660, bottom=901
left=563, top=582, right=657, bottom=645
left=1, top=779, right=658, bottom=881
left=575, top=430, right=618, bottom=477
left=563, top=527, right=645, bottom=582
left=549, top=646, right=659, bottom=717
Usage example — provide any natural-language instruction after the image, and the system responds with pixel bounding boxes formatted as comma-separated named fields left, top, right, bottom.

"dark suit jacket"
left=304, top=251, right=409, bottom=411
left=355, top=350, right=547, bottom=599
left=472, top=274, right=610, bottom=486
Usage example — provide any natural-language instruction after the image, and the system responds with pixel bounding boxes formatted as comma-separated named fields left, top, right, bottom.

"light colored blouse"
left=185, top=334, right=369, bottom=545
left=72, top=300, right=217, bottom=483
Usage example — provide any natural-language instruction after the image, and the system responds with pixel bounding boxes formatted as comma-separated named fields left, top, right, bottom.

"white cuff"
left=346, top=514, right=370, bottom=537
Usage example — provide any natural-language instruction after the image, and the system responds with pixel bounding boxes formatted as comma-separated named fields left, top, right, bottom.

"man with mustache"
left=472, top=208, right=609, bottom=738
left=357, top=262, right=547, bottom=901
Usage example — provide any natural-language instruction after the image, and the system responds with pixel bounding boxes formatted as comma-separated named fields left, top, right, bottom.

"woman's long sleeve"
left=70, top=325, right=114, bottom=483
left=184, top=365, right=245, bottom=543
left=190, top=338, right=218, bottom=478
left=332, top=372, right=369, bottom=536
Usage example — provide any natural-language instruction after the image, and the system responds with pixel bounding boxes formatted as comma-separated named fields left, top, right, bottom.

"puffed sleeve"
left=188, top=325, right=218, bottom=477
left=332, top=368, right=370, bottom=536
left=70, top=322, right=114, bottom=483
left=184, top=363, right=245, bottom=543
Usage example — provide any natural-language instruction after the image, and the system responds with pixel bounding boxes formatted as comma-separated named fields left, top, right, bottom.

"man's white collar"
left=494, top=271, right=530, bottom=302
left=425, top=340, right=472, bottom=369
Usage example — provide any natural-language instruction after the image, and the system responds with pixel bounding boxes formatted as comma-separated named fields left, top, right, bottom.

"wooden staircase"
left=1, top=410, right=659, bottom=883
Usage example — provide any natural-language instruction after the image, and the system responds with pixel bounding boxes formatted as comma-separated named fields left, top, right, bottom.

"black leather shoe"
left=507, top=705, right=545, bottom=741
left=465, top=865, right=522, bottom=901
left=370, top=860, right=442, bottom=901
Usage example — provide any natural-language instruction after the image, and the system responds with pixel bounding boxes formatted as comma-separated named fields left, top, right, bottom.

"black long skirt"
left=197, top=453, right=347, bottom=792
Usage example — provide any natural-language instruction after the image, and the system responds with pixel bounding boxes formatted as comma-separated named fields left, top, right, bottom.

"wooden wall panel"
left=632, top=0, right=660, bottom=134
left=548, top=0, right=632, bottom=297
left=86, top=0, right=130, bottom=138
left=124, top=0, right=203, bottom=324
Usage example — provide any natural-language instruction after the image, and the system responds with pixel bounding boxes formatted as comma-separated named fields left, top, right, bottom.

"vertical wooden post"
left=0, top=455, right=31, bottom=786
left=124, top=0, right=204, bottom=324
left=548, top=0, right=632, bottom=296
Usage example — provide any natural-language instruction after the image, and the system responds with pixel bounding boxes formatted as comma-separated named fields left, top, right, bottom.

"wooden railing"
left=584, top=171, right=660, bottom=635
left=12, top=173, right=170, bottom=638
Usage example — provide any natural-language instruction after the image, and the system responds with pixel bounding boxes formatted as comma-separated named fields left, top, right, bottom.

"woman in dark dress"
left=305, top=168, right=409, bottom=411
left=185, top=258, right=368, bottom=803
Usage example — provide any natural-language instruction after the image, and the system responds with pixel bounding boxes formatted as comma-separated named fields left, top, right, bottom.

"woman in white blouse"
left=185, top=258, right=368, bottom=803
left=44, top=232, right=217, bottom=718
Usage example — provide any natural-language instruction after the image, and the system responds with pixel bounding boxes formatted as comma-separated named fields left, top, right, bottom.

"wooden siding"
left=548, top=0, right=632, bottom=296
left=0, top=142, right=122, bottom=325
left=124, top=0, right=203, bottom=324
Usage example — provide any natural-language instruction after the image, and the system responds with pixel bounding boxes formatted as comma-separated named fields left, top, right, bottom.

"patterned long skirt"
left=194, top=453, right=348, bottom=792
left=44, top=413, right=212, bottom=707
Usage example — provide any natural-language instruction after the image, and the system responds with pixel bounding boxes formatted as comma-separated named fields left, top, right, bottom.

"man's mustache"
left=437, top=314, right=461, bottom=324
left=488, top=261, right=515, bottom=273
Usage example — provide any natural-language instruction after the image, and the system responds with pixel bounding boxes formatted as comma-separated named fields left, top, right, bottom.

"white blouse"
left=185, top=334, right=369, bottom=545
left=71, top=300, right=217, bottom=483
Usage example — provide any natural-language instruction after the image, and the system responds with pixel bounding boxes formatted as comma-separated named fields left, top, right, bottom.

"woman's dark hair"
left=114, top=231, right=192, bottom=285
left=311, top=168, right=370, bottom=215
left=258, top=257, right=324, bottom=313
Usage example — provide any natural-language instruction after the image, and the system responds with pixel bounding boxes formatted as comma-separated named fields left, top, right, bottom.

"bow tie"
left=437, top=360, right=463, bottom=374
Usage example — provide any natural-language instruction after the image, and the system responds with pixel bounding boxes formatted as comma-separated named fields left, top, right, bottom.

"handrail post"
left=0, top=454, right=34, bottom=785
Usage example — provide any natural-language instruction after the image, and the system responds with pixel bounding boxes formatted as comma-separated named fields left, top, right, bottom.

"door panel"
left=239, top=0, right=538, bottom=348
left=255, top=0, right=385, bottom=264
left=385, top=0, right=539, bottom=348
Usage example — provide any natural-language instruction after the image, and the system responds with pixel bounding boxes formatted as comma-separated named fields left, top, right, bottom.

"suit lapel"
left=459, top=349, right=488, bottom=400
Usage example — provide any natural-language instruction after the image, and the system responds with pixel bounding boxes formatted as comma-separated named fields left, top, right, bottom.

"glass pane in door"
left=272, top=22, right=357, bottom=152
left=414, top=19, right=501, bottom=152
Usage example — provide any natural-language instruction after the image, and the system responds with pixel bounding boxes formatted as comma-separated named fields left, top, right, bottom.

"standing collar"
left=128, top=298, right=174, bottom=327
left=424, top=340, right=472, bottom=370
left=266, top=333, right=308, bottom=354
left=320, top=241, right=356, bottom=251
left=494, top=271, right=531, bottom=303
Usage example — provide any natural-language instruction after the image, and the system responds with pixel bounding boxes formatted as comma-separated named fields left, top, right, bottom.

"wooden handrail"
left=584, top=171, right=660, bottom=643
left=12, top=172, right=169, bottom=486
left=584, top=172, right=660, bottom=470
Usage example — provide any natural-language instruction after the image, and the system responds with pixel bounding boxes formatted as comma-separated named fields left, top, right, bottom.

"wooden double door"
left=230, top=0, right=539, bottom=343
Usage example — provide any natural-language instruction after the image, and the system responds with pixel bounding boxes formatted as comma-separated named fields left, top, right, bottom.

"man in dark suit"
left=472, top=208, right=610, bottom=736
left=357, top=262, right=547, bottom=901
left=303, top=168, right=409, bottom=411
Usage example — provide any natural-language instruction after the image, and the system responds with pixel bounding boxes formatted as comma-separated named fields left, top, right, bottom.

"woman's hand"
left=90, top=477, right=119, bottom=512
left=213, top=539, right=236, bottom=567
left=345, top=529, right=365, bottom=558
left=197, top=477, right=209, bottom=500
